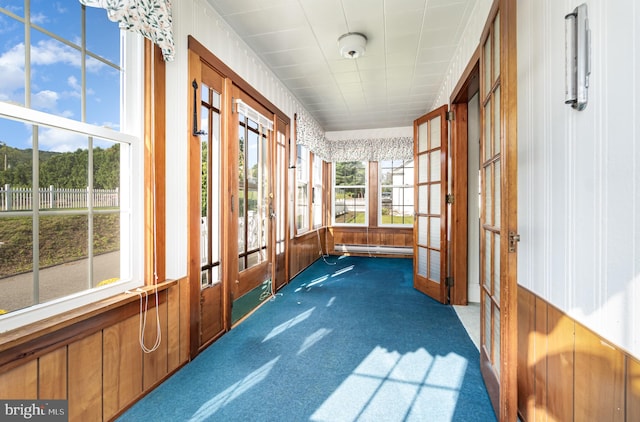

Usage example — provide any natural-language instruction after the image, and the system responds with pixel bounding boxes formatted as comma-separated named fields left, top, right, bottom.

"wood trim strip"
left=450, top=46, right=480, bottom=104
left=500, top=0, right=519, bottom=420
left=449, top=102, right=469, bottom=305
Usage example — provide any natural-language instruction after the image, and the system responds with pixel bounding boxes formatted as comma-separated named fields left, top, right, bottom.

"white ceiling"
left=205, top=0, right=476, bottom=132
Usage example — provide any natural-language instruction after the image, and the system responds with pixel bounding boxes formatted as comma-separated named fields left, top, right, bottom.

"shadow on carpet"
left=118, top=256, right=496, bottom=422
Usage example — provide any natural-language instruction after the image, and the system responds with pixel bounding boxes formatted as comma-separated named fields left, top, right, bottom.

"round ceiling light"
left=338, top=32, right=367, bottom=59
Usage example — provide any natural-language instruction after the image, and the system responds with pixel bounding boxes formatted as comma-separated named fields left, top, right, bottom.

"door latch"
left=508, top=231, right=520, bottom=253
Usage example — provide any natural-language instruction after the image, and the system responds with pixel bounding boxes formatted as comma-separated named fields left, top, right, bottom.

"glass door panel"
left=413, top=105, right=448, bottom=303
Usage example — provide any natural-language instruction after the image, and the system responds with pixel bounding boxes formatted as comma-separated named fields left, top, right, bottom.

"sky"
left=0, top=1, right=121, bottom=153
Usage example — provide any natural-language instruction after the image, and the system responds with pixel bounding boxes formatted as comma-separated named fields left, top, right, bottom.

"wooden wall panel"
left=518, top=286, right=639, bottom=422
left=517, top=287, right=535, bottom=420
left=574, top=324, right=625, bottom=422
left=103, top=314, right=142, bottom=421
left=0, top=360, right=37, bottom=399
left=143, top=294, right=169, bottom=390
left=167, top=284, right=182, bottom=371
left=328, top=227, right=413, bottom=257
left=628, top=356, right=640, bottom=421
left=289, top=231, right=321, bottom=279
left=38, top=348, right=67, bottom=399
left=68, top=332, right=102, bottom=421
left=545, top=305, right=574, bottom=422
left=533, top=297, right=548, bottom=420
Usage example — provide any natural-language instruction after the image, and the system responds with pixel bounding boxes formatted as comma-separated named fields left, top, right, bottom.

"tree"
left=335, top=161, right=366, bottom=186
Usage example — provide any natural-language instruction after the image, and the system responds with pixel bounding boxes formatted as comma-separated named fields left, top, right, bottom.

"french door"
left=188, top=53, right=227, bottom=354
left=479, top=1, right=518, bottom=419
left=232, top=89, right=275, bottom=324
left=413, top=105, right=448, bottom=304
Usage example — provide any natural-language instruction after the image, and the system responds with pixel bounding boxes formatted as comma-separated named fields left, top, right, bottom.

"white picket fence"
left=0, top=184, right=119, bottom=211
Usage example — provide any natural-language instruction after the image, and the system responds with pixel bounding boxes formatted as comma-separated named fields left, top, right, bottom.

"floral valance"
left=80, top=0, right=174, bottom=62
left=296, top=110, right=413, bottom=162
left=324, top=137, right=413, bottom=162
left=296, top=110, right=328, bottom=159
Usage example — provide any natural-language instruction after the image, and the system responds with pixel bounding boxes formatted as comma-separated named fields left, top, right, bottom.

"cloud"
left=31, top=90, right=59, bottom=112
left=30, top=12, right=48, bottom=25
left=37, top=126, right=88, bottom=153
left=0, top=43, right=26, bottom=101
left=31, top=39, right=81, bottom=67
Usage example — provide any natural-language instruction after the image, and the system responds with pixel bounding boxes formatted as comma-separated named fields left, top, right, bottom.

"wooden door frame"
left=448, top=49, right=480, bottom=306
left=500, top=0, right=518, bottom=419
left=476, top=0, right=519, bottom=420
left=186, top=37, right=291, bottom=359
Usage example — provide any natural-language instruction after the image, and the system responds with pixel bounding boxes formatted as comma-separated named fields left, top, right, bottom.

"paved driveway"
left=0, top=251, right=120, bottom=313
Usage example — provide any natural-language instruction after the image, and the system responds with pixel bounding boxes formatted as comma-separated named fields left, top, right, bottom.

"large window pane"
left=31, top=0, right=81, bottom=42
left=333, top=161, right=367, bottom=225
left=379, top=160, right=413, bottom=226
left=0, top=2, right=139, bottom=331
left=296, top=144, right=309, bottom=232
left=312, top=154, right=322, bottom=228
left=30, top=32, right=81, bottom=119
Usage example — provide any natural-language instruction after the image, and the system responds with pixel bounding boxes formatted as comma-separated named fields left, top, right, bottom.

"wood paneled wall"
left=327, top=227, right=413, bottom=257
left=0, top=283, right=187, bottom=421
left=288, top=230, right=323, bottom=280
left=518, top=286, right=640, bottom=421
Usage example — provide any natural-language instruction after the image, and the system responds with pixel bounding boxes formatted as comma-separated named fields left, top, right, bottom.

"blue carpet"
left=118, top=256, right=496, bottom=422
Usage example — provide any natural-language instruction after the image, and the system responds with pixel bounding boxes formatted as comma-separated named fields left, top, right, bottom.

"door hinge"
left=445, top=276, right=454, bottom=287
left=446, top=194, right=454, bottom=204
left=508, top=231, right=521, bottom=253
left=446, top=111, right=455, bottom=121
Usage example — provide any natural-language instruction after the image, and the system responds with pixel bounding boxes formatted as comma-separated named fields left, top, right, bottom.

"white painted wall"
left=518, top=0, right=640, bottom=358
left=164, top=0, right=306, bottom=278
left=433, top=0, right=494, bottom=109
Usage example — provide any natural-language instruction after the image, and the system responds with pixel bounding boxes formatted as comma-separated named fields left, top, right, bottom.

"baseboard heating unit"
left=334, top=244, right=413, bottom=255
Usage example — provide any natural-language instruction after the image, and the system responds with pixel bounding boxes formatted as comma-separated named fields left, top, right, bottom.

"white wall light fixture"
left=565, top=3, right=591, bottom=111
left=338, top=32, right=367, bottom=59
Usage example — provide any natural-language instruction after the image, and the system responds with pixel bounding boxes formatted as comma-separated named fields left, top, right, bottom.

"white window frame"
left=312, top=153, right=323, bottom=229
left=295, top=144, right=310, bottom=234
left=378, top=159, right=414, bottom=228
left=0, top=32, right=144, bottom=333
left=332, top=161, right=368, bottom=227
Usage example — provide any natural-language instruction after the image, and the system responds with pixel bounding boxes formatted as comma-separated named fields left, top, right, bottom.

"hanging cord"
left=128, top=289, right=161, bottom=353
left=132, top=51, right=161, bottom=354
left=317, top=227, right=336, bottom=265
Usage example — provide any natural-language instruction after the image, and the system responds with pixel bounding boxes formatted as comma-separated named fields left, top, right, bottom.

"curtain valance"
left=80, top=0, right=174, bottom=61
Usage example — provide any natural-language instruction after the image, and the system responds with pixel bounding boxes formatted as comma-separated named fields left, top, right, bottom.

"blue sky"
left=0, top=1, right=121, bottom=152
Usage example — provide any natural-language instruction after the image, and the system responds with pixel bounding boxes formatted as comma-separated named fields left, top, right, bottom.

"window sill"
left=0, top=279, right=178, bottom=371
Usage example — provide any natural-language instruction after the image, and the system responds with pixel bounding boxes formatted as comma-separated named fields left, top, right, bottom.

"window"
left=0, top=2, right=143, bottom=331
left=333, top=161, right=367, bottom=225
left=312, top=153, right=323, bottom=228
left=295, top=144, right=309, bottom=233
left=379, top=160, right=414, bottom=226
left=199, top=82, right=221, bottom=287
left=237, top=112, right=270, bottom=271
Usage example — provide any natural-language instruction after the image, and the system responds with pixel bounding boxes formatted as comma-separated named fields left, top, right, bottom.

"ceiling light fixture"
left=338, top=32, right=367, bottom=59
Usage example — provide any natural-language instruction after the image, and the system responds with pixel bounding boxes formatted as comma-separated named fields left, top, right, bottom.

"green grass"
left=334, top=211, right=366, bottom=224
left=0, top=213, right=119, bottom=278
left=381, top=215, right=414, bottom=225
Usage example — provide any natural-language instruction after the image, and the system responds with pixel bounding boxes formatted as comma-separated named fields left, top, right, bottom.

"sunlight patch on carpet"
left=298, top=328, right=333, bottom=355
left=262, top=307, right=315, bottom=342
left=188, top=357, right=280, bottom=421
left=310, top=347, right=468, bottom=422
